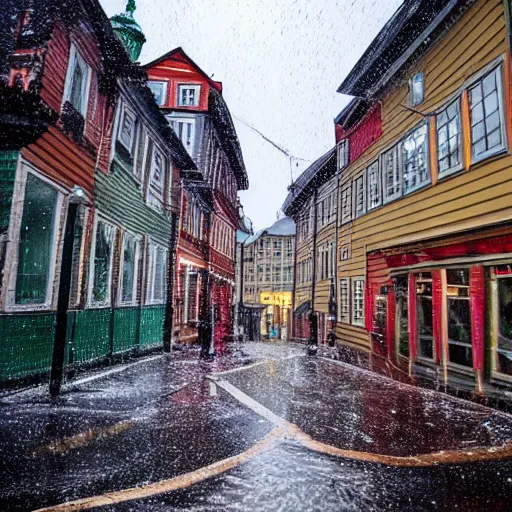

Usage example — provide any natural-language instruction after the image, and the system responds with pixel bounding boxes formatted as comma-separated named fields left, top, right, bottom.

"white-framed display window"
left=381, top=144, right=401, bottom=204
left=146, top=242, right=167, bottom=305
left=353, top=174, right=366, bottom=218
left=118, top=231, right=141, bottom=306
left=63, top=43, right=91, bottom=117
left=177, top=84, right=201, bottom=107
left=88, top=216, right=117, bottom=307
left=118, top=103, right=137, bottom=153
left=340, top=183, right=352, bottom=224
left=436, top=97, right=463, bottom=178
left=491, top=265, right=512, bottom=380
left=339, top=278, right=350, bottom=324
left=367, top=160, right=381, bottom=210
left=415, top=271, right=435, bottom=361
left=147, top=80, right=168, bottom=106
left=3, top=163, right=65, bottom=311
left=468, top=65, right=506, bottom=164
left=351, top=277, right=365, bottom=326
left=401, top=122, right=430, bottom=195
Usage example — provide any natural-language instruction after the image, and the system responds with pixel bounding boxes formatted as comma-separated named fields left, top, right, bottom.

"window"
left=495, top=268, right=512, bottom=377
left=337, top=139, right=349, bottom=170
left=382, top=145, right=401, bottom=203
left=402, top=123, right=429, bottom=194
left=416, top=272, right=434, bottom=360
left=133, top=127, right=146, bottom=182
left=169, top=118, right=195, bottom=154
left=353, top=174, right=366, bottom=218
left=284, top=266, right=292, bottom=282
left=63, top=44, right=90, bottom=116
left=437, top=99, right=462, bottom=177
left=119, top=233, right=139, bottom=305
left=177, top=84, right=200, bottom=106
left=410, top=72, right=424, bottom=107
left=339, top=278, right=350, bottom=323
left=147, top=243, right=167, bottom=304
left=366, top=160, right=381, bottom=210
left=147, top=80, right=168, bottom=106
left=340, top=183, right=352, bottom=224
left=394, top=275, right=409, bottom=357
left=148, top=146, right=166, bottom=208
left=469, top=66, right=505, bottom=162
left=14, top=173, right=59, bottom=306
left=340, top=245, right=350, bottom=261
left=119, top=105, right=137, bottom=152
left=352, top=277, right=365, bottom=326
left=90, top=219, right=116, bottom=306
left=446, top=269, right=472, bottom=367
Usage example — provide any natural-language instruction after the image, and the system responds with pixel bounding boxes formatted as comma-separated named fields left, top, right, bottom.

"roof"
left=208, top=88, right=248, bottom=190
left=337, top=0, right=475, bottom=99
left=237, top=230, right=251, bottom=244
left=282, top=148, right=336, bottom=217
left=244, top=217, right=296, bottom=246
left=143, top=47, right=223, bottom=93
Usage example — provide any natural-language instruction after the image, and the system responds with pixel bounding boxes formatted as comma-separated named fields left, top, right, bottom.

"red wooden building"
left=145, top=48, right=248, bottom=354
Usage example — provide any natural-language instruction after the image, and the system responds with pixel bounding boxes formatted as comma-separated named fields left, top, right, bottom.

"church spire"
left=110, top=0, right=146, bottom=62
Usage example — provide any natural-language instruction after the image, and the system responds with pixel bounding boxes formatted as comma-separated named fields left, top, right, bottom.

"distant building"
left=241, top=217, right=296, bottom=340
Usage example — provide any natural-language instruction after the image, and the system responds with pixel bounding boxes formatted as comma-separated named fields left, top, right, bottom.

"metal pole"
left=49, top=203, right=78, bottom=397
left=163, top=211, right=178, bottom=353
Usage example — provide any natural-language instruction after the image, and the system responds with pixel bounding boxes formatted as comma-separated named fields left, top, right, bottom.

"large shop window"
left=90, top=220, right=116, bottom=306
left=15, top=173, right=59, bottom=305
left=147, top=244, right=167, bottom=304
left=437, top=99, right=462, bottom=177
left=446, top=269, right=472, bottom=367
left=394, top=275, right=409, bottom=358
left=469, top=66, right=505, bottom=162
left=120, top=233, right=139, bottom=304
left=402, top=123, right=429, bottom=194
left=352, top=277, right=365, bottom=326
left=495, top=271, right=512, bottom=377
left=416, top=272, right=434, bottom=360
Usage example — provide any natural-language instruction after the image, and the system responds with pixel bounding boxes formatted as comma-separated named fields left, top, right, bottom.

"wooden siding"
left=336, top=0, right=511, bottom=350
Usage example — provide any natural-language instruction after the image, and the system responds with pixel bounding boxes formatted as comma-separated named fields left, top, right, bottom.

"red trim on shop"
left=470, top=265, right=486, bottom=371
left=386, top=289, right=396, bottom=361
left=408, top=273, right=417, bottom=361
left=432, top=270, right=443, bottom=365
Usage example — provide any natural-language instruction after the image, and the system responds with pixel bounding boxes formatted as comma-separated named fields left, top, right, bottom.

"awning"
left=294, top=300, right=311, bottom=317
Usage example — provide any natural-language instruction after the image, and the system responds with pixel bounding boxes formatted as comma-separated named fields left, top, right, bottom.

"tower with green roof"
left=110, top=0, right=146, bottom=62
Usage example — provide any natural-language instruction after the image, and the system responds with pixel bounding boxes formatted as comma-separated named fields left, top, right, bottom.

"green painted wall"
left=140, top=306, right=165, bottom=346
left=113, top=307, right=138, bottom=353
left=72, top=308, right=111, bottom=364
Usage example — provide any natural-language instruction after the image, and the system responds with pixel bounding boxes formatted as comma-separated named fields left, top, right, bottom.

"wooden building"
left=0, top=0, right=192, bottom=385
left=144, top=48, right=248, bottom=354
left=283, top=150, right=337, bottom=343
left=333, top=0, right=512, bottom=398
left=241, top=217, right=296, bottom=340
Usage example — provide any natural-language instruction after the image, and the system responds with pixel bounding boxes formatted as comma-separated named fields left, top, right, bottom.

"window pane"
left=497, top=276, right=512, bottom=376
left=92, top=222, right=115, bottom=304
left=121, top=235, right=138, bottom=303
left=437, top=99, right=461, bottom=176
left=395, top=275, right=409, bottom=357
left=447, top=298, right=472, bottom=366
left=15, top=174, right=58, bottom=304
left=402, top=124, right=428, bottom=193
left=416, top=273, right=433, bottom=359
left=147, top=81, right=166, bottom=105
left=70, top=62, right=84, bottom=112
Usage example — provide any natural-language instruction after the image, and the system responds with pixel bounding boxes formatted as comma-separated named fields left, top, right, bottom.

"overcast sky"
left=100, top=0, right=403, bottom=231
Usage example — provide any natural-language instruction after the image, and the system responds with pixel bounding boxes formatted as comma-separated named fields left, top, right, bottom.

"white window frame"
left=468, top=65, right=507, bottom=164
left=381, top=144, right=401, bottom=204
left=353, top=174, right=366, bottom=219
left=366, top=160, right=381, bottom=210
left=352, top=277, right=365, bottom=327
left=63, top=43, right=91, bottom=117
left=118, top=231, right=141, bottom=306
left=147, top=145, right=166, bottom=210
left=147, top=80, right=168, bottom=106
left=3, top=162, right=65, bottom=312
left=88, top=216, right=117, bottom=308
left=340, top=183, right=352, bottom=224
left=118, top=102, right=137, bottom=154
left=339, top=278, right=350, bottom=324
left=177, top=84, right=201, bottom=107
left=436, top=97, right=463, bottom=179
left=168, top=117, right=196, bottom=154
left=146, top=242, right=168, bottom=305
left=337, top=139, right=349, bottom=170
left=401, top=122, right=430, bottom=195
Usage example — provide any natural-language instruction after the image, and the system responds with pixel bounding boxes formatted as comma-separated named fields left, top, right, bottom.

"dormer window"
left=177, top=84, right=200, bottom=107
left=147, top=81, right=167, bottom=106
left=410, top=72, right=424, bottom=107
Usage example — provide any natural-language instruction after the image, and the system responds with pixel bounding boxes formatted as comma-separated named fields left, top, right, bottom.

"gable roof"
left=244, top=217, right=296, bottom=246
left=143, top=47, right=223, bottom=92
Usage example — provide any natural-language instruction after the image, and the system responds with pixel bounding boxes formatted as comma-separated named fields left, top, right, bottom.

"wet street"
left=2, top=342, right=512, bottom=511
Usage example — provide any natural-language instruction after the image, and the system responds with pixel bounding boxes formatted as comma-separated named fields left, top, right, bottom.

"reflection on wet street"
left=1, top=342, right=512, bottom=511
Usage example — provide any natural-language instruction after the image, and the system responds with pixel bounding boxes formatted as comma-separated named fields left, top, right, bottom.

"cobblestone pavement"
left=1, top=341, right=512, bottom=511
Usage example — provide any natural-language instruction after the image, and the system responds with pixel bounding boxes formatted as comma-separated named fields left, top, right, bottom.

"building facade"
left=144, top=48, right=248, bottom=355
left=334, top=0, right=512, bottom=400
left=241, top=217, right=295, bottom=340
left=0, top=0, right=192, bottom=386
